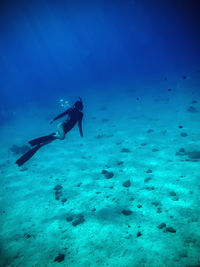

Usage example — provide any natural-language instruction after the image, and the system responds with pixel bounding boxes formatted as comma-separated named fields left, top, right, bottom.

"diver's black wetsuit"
left=53, top=107, right=83, bottom=136
left=15, top=98, right=84, bottom=167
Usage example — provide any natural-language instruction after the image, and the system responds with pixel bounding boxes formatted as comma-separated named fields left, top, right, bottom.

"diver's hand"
left=50, top=120, right=54, bottom=124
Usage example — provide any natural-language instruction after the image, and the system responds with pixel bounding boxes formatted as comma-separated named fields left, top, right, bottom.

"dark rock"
left=152, top=148, right=159, bottom=152
left=24, top=233, right=32, bottom=239
left=123, top=180, right=131, bottom=187
left=117, top=161, right=124, bottom=165
left=152, top=201, right=160, bottom=206
left=179, top=125, right=183, bottom=128
left=72, top=215, right=85, bottom=226
left=105, top=171, right=114, bottom=179
left=157, top=207, right=162, bottom=213
left=166, top=227, right=176, bottom=233
left=122, top=209, right=132, bottom=216
left=61, top=198, right=67, bottom=204
left=137, top=204, right=142, bottom=208
left=54, top=254, right=65, bottom=262
left=180, top=132, right=188, bottom=137
left=179, top=148, right=185, bottom=153
left=54, top=184, right=63, bottom=191
left=144, top=177, right=152, bottom=183
left=147, top=129, right=154, bottom=133
left=55, top=192, right=62, bottom=200
left=168, top=88, right=172, bottom=92
left=141, top=142, right=147, bottom=146
left=157, top=223, right=166, bottom=229
left=101, top=169, right=108, bottom=174
left=137, top=232, right=142, bottom=237
left=187, top=151, right=200, bottom=159
left=146, top=169, right=152, bottom=173
left=187, top=106, right=198, bottom=113
left=172, top=196, right=179, bottom=201
left=169, top=191, right=176, bottom=196
left=55, top=190, right=62, bottom=195
left=121, top=148, right=131, bottom=153
left=66, top=216, right=73, bottom=222
left=146, top=186, right=155, bottom=191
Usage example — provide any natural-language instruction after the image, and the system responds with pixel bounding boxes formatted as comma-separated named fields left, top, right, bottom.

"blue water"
left=0, top=1, right=200, bottom=266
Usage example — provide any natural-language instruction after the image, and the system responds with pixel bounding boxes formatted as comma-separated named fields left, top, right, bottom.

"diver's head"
left=74, top=97, right=83, bottom=111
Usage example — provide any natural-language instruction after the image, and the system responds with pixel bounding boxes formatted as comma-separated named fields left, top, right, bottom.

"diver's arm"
left=50, top=109, right=70, bottom=123
left=78, top=114, right=83, bottom=137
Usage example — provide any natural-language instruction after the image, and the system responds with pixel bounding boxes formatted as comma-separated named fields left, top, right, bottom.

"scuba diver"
left=15, top=97, right=83, bottom=167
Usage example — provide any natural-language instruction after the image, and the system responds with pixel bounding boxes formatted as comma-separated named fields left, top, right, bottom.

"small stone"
left=169, top=191, right=176, bottom=196
left=72, top=215, right=85, bottom=226
left=179, top=148, right=185, bottom=153
left=141, top=142, right=147, bottom=146
left=121, top=148, right=131, bottom=153
left=105, top=171, right=114, bottom=179
left=152, top=201, right=160, bottom=206
left=101, top=169, right=108, bottom=174
left=146, top=169, right=152, bottom=173
left=187, top=106, right=198, bottom=113
left=172, top=196, right=179, bottom=201
left=187, top=151, right=200, bottom=159
left=117, top=161, right=124, bottom=165
left=54, top=254, right=65, bottom=262
left=157, top=223, right=166, bottom=229
left=179, top=250, right=188, bottom=258
left=123, top=180, right=131, bottom=187
left=144, top=177, right=151, bottom=183
left=166, top=227, right=176, bottom=233
left=137, top=232, right=142, bottom=237
left=54, top=184, right=63, bottom=191
left=66, top=216, right=73, bottom=222
left=180, top=132, right=188, bottom=137
left=24, top=233, right=31, bottom=239
left=147, top=129, right=154, bottom=133
left=157, top=208, right=162, bottom=213
left=122, top=209, right=132, bottom=216
left=152, top=148, right=159, bottom=152
left=61, top=198, right=67, bottom=204
left=137, top=204, right=142, bottom=208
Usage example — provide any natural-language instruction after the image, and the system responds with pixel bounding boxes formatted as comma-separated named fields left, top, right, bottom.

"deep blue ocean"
left=1, top=0, right=200, bottom=116
left=0, top=1, right=200, bottom=266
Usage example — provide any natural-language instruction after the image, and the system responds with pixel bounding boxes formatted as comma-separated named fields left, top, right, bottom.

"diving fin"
left=15, top=145, right=42, bottom=167
left=28, top=133, right=56, bottom=146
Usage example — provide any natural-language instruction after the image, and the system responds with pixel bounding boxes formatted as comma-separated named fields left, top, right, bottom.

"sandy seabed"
left=1, top=82, right=200, bottom=267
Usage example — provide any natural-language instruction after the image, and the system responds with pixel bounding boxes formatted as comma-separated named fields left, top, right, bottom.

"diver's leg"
left=54, top=123, right=65, bottom=140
